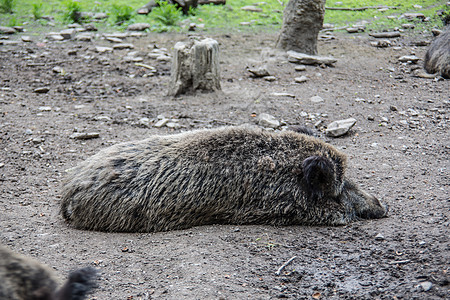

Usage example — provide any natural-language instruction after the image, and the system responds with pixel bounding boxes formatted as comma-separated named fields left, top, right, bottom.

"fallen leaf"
left=312, top=292, right=321, bottom=299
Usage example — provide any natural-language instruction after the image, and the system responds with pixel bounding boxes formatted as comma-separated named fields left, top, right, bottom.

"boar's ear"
left=302, top=156, right=335, bottom=199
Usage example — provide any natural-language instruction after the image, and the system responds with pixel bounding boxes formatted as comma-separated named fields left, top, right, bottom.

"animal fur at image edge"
left=61, top=126, right=388, bottom=233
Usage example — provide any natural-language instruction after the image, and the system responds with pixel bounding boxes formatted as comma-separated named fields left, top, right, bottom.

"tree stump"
left=276, top=0, right=326, bottom=55
left=168, top=38, right=221, bottom=96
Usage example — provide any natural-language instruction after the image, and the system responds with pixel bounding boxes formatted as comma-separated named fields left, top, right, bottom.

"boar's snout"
left=357, top=192, right=389, bottom=219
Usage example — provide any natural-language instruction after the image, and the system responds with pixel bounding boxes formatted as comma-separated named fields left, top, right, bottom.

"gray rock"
left=113, top=43, right=135, bottom=50
left=59, top=29, right=76, bottom=40
left=310, top=95, right=324, bottom=103
left=369, top=32, right=401, bottom=38
left=247, top=66, right=270, bottom=77
left=70, top=132, right=100, bottom=140
left=258, top=113, right=280, bottom=129
left=294, top=65, right=306, bottom=71
left=154, top=118, right=169, bottom=128
left=263, top=76, right=277, bottom=82
left=0, top=26, right=16, bottom=34
left=166, top=122, right=181, bottom=129
left=75, top=33, right=93, bottom=41
left=127, top=23, right=151, bottom=31
left=21, top=36, right=32, bottom=42
left=95, top=46, right=113, bottom=53
left=287, top=51, right=337, bottom=66
left=34, top=88, right=50, bottom=94
left=38, top=106, right=52, bottom=111
left=398, top=55, right=419, bottom=63
left=271, top=92, right=295, bottom=98
left=48, top=34, right=64, bottom=41
left=374, top=233, right=385, bottom=241
left=402, top=13, right=425, bottom=20
left=420, top=281, right=432, bottom=291
left=0, top=40, right=19, bottom=45
left=370, top=40, right=392, bottom=48
left=139, top=117, right=151, bottom=127
left=106, top=37, right=124, bottom=43
left=93, top=12, right=108, bottom=20
left=294, top=76, right=308, bottom=83
left=325, top=118, right=357, bottom=137
left=241, top=5, right=263, bottom=12
left=94, top=115, right=111, bottom=121
left=401, top=23, right=415, bottom=29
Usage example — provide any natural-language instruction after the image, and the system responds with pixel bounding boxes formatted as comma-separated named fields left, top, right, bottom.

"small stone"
left=310, top=95, right=324, bottom=103
left=95, top=46, right=113, bottom=53
left=325, top=118, right=357, bottom=137
left=346, top=27, right=360, bottom=33
left=24, top=129, right=33, bottom=135
left=83, top=23, right=98, bottom=31
left=247, top=66, right=270, bottom=77
left=75, top=34, right=93, bottom=41
left=294, top=76, right=308, bottom=83
left=139, top=117, right=150, bottom=126
left=263, top=76, right=276, bottom=82
left=166, top=122, right=181, bottom=129
left=390, top=105, right=398, bottom=111
left=420, top=281, right=432, bottom=291
left=258, top=113, right=280, bottom=129
left=398, top=55, right=419, bottom=63
left=370, top=40, right=392, bottom=48
left=154, top=118, right=169, bottom=128
left=38, top=106, right=52, bottom=111
left=401, top=23, right=415, bottom=29
left=287, top=51, right=337, bottom=66
left=52, top=66, right=64, bottom=74
left=113, top=43, right=135, bottom=50
left=106, top=37, right=124, bottom=43
left=271, top=92, right=295, bottom=98
left=48, top=34, right=64, bottom=41
left=241, top=5, right=263, bottom=12
left=94, top=115, right=111, bottom=121
left=0, top=26, right=16, bottom=34
left=294, top=65, right=306, bottom=71
left=402, top=13, right=425, bottom=20
left=67, top=49, right=77, bottom=56
left=127, top=23, right=151, bottom=31
left=368, top=116, right=374, bottom=121
left=21, top=36, right=32, bottom=42
left=34, top=87, right=50, bottom=94
left=59, top=29, right=76, bottom=40
left=70, top=132, right=100, bottom=140
left=93, top=12, right=108, bottom=20
left=369, top=32, right=401, bottom=38
left=374, top=233, right=385, bottom=241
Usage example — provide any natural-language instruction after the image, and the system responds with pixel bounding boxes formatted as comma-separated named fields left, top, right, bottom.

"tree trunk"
left=276, top=0, right=326, bottom=55
left=168, top=38, right=221, bottom=96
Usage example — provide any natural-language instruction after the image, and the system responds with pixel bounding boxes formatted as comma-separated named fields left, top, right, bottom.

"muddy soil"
left=0, top=29, right=448, bottom=299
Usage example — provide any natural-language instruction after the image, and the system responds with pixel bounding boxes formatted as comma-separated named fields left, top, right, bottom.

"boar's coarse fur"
left=0, top=245, right=97, bottom=300
left=61, top=126, right=388, bottom=232
left=424, top=26, right=450, bottom=78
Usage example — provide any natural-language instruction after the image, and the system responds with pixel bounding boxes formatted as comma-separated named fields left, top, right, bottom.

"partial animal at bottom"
left=61, top=126, right=388, bottom=232
left=0, top=245, right=97, bottom=300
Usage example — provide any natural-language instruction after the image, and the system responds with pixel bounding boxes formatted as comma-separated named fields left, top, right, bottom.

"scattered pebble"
left=398, top=55, right=419, bottom=63
left=325, top=118, right=356, bottom=137
left=374, top=233, right=385, bottom=241
left=295, top=76, right=308, bottom=83
left=420, top=281, right=432, bottom=292
left=294, top=65, right=306, bottom=72
left=247, top=66, right=270, bottom=77
left=34, top=88, right=50, bottom=94
left=70, top=132, right=100, bottom=140
left=258, top=113, right=280, bottom=129
left=310, top=95, right=324, bottom=103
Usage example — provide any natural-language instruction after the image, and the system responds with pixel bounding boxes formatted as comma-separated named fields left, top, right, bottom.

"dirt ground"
left=0, top=28, right=448, bottom=299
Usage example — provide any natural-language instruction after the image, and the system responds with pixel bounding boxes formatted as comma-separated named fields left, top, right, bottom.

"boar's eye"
left=302, top=156, right=336, bottom=199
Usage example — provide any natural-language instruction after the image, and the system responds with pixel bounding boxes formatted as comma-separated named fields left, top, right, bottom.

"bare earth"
left=0, top=29, right=448, bottom=299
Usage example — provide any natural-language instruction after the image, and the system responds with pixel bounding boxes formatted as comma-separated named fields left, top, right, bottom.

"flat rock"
left=247, top=66, right=270, bottom=77
left=310, top=95, right=324, bottom=103
left=127, top=23, right=151, bottom=31
left=154, top=118, right=169, bottom=128
left=95, top=46, right=113, bottom=53
left=59, top=29, right=76, bottom=40
left=113, top=43, right=134, bottom=50
left=34, top=87, right=50, bottom=94
left=263, top=76, right=276, bottom=82
left=75, top=34, right=93, bottom=41
left=325, top=118, right=357, bottom=137
left=106, top=37, right=124, bottom=43
left=258, top=113, right=280, bottom=129
left=70, top=132, right=100, bottom=140
left=21, top=36, right=32, bottom=42
left=369, top=32, right=401, bottom=38
left=241, top=5, right=263, bottom=12
left=0, top=40, right=19, bottom=45
left=295, top=65, right=306, bottom=71
left=295, top=76, right=308, bottom=83
left=271, top=92, right=295, bottom=98
left=398, top=55, right=419, bottom=63
left=402, top=13, right=425, bottom=20
left=48, top=34, right=64, bottom=41
left=0, top=26, right=16, bottom=34
left=93, top=12, right=108, bottom=20
left=287, top=51, right=337, bottom=66
left=420, top=281, right=432, bottom=291
left=370, top=40, right=392, bottom=48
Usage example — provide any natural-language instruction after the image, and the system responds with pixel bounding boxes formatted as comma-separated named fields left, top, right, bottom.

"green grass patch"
left=0, top=0, right=447, bottom=33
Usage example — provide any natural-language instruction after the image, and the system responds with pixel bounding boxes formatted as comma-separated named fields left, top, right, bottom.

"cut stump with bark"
left=168, top=38, right=221, bottom=96
left=276, top=0, right=326, bottom=55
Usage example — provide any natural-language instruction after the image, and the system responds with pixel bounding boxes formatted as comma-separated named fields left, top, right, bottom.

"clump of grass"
left=111, top=4, right=134, bottom=25
left=63, top=0, right=83, bottom=24
left=0, top=0, right=15, bottom=14
left=151, top=0, right=182, bottom=26
left=32, top=2, right=43, bottom=20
